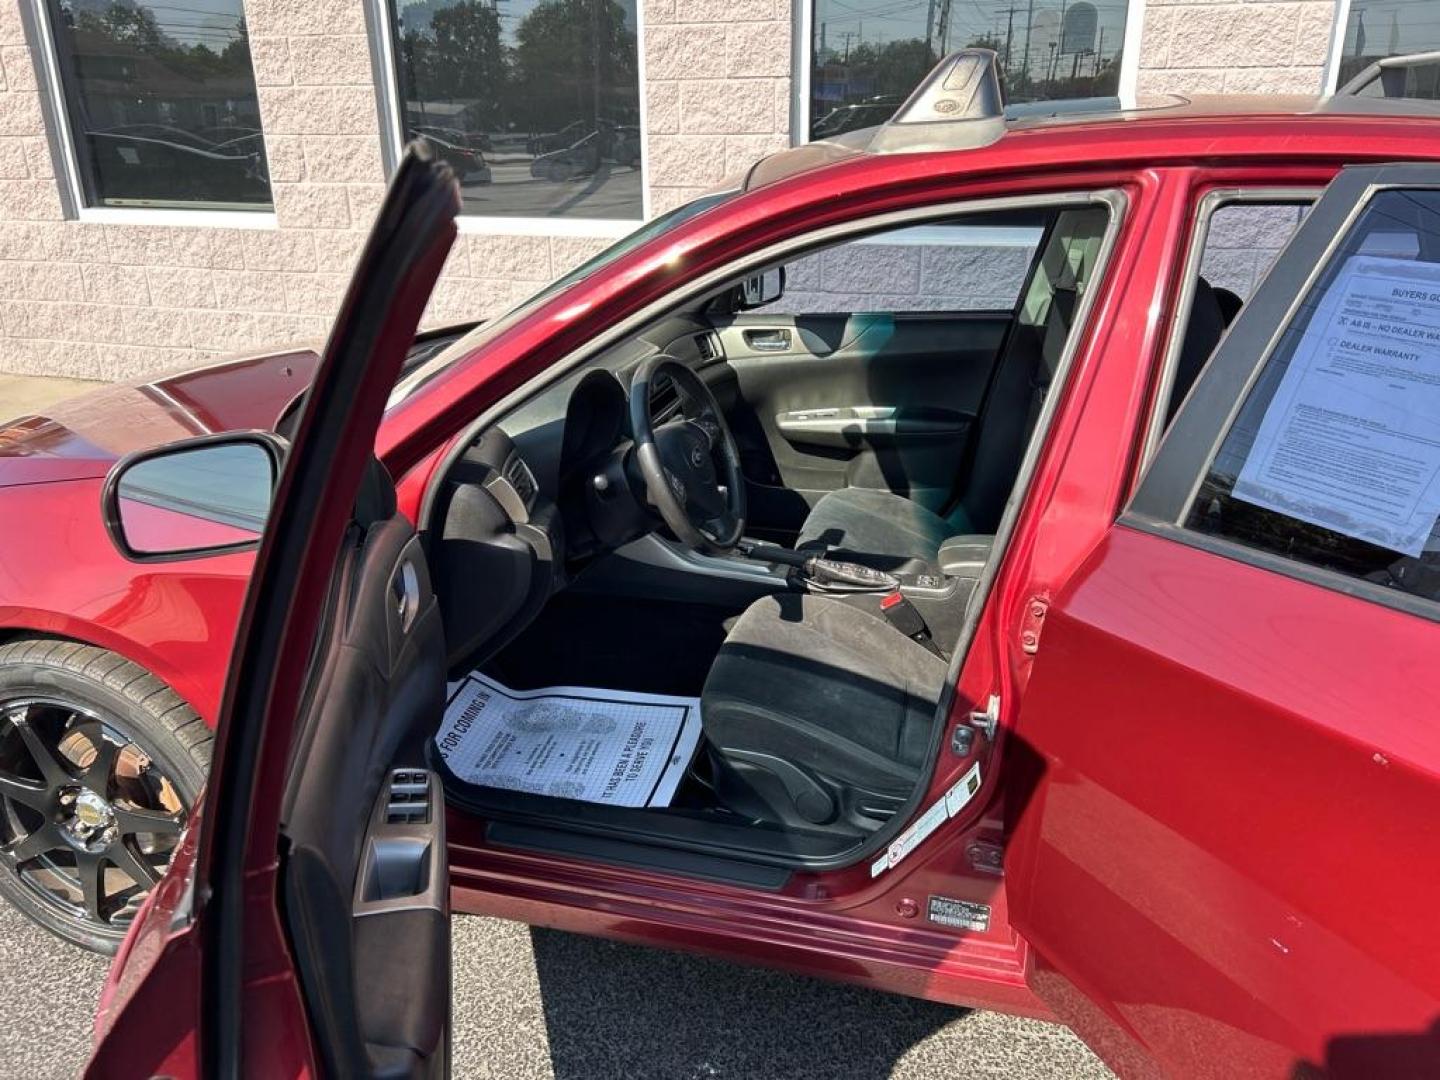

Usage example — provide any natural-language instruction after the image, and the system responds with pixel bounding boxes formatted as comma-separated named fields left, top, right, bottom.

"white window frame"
left=24, top=0, right=278, bottom=227
left=790, top=0, right=1147, bottom=145
left=366, top=0, right=649, bottom=237
left=1323, top=0, right=1359, bottom=94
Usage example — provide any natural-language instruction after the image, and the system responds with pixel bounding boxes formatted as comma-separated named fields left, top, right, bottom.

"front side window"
left=806, top=0, right=1133, bottom=141
left=1187, top=188, right=1440, bottom=607
left=45, top=0, right=271, bottom=209
left=388, top=0, right=643, bottom=222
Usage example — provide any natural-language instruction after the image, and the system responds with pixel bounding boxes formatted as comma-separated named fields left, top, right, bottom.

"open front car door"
left=85, top=146, right=460, bottom=1079
left=1004, top=164, right=1440, bottom=1077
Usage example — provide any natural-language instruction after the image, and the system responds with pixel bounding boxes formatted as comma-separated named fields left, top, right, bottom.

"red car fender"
left=0, top=477, right=252, bottom=724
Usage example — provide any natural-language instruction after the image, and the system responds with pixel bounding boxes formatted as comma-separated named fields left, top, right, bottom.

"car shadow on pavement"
left=527, top=925, right=964, bottom=1080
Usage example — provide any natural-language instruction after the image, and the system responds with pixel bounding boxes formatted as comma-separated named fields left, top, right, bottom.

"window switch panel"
left=385, top=768, right=431, bottom=825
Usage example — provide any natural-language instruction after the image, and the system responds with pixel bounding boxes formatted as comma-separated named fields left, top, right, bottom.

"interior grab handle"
left=774, top=405, right=969, bottom=447
left=744, top=328, right=791, bottom=352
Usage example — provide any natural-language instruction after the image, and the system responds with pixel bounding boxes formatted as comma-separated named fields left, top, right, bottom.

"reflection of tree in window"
left=49, top=0, right=270, bottom=207
left=392, top=0, right=642, bottom=220
left=807, top=0, right=1129, bottom=141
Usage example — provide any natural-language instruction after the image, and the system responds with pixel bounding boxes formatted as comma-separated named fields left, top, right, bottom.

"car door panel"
left=708, top=311, right=1009, bottom=533
left=85, top=146, right=462, bottom=1079
left=1007, top=525, right=1440, bottom=1077
left=1006, top=164, right=1440, bottom=1078
left=282, top=506, right=448, bottom=1078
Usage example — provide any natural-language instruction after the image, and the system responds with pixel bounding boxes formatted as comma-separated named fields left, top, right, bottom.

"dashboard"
left=427, top=316, right=721, bottom=671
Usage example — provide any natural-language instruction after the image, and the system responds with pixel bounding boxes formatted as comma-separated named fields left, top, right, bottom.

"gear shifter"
left=736, top=540, right=899, bottom=592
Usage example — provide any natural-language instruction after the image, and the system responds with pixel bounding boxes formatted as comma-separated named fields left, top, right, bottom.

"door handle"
left=744, top=328, right=791, bottom=352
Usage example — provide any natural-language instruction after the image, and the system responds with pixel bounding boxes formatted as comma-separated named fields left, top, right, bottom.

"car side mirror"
left=103, top=432, right=284, bottom=561
left=736, top=266, right=785, bottom=309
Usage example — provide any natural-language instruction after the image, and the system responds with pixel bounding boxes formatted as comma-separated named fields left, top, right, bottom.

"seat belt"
left=878, top=592, right=946, bottom=659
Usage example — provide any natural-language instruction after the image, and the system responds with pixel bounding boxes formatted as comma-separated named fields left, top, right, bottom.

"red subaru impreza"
left=1, top=50, right=1437, bottom=1080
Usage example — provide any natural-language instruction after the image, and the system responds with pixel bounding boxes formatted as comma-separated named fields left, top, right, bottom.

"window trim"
left=790, top=0, right=1148, bottom=145
left=1139, top=186, right=1320, bottom=470
left=365, top=0, right=651, bottom=234
left=1323, top=0, right=1354, bottom=94
left=1128, top=164, right=1440, bottom=625
left=23, top=0, right=276, bottom=222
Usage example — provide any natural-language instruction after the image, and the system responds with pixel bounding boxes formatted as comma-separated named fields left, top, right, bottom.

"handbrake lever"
left=736, top=539, right=899, bottom=592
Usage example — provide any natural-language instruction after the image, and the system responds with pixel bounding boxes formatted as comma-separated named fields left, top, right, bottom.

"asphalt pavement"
left=0, top=899, right=1110, bottom=1079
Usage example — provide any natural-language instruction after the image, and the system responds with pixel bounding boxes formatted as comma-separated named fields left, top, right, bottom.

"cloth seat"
left=700, top=592, right=947, bottom=833
left=794, top=487, right=972, bottom=566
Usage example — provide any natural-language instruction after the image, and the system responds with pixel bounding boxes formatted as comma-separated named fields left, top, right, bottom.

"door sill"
left=439, top=770, right=878, bottom=875
left=485, top=821, right=793, bottom=889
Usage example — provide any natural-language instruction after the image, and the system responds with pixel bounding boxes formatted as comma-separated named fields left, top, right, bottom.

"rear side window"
left=1186, top=188, right=1440, bottom=605
left=1198, top=202, right=1308, bottom=305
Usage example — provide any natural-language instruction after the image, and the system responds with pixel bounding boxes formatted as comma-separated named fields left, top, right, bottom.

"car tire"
left=0, top=638, right=210, bottom=954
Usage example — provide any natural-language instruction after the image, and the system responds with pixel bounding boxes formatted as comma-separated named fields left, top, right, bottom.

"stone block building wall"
left=1198, top=203, right=1307, bottom=299
left=0, top=0, right=1354, bottom=385
left=0, top=0, right=621, bottom=384
left=1136, top=0, right=1335, bottom=96
left=643, top=0, right=792, bottom=216
left=762, top=235, right=1039, bottom=313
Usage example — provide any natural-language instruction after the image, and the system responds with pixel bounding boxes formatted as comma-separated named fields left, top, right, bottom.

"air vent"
left=694, top=332, right=720, bottom=362
left=503, top=452, right=537, bottom=508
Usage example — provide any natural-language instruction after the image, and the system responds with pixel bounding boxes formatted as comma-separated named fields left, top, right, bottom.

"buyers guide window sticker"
left=870, top=761, right=982, bottom=878
left=1233, top=254, right=1440, bottom=556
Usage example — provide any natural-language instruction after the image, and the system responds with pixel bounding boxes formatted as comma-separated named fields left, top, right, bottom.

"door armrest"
left=937, top=534, right=993, bottom=578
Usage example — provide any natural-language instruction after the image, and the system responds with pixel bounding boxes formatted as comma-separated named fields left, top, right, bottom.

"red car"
left=1, top=49, right=1438, bottom=1079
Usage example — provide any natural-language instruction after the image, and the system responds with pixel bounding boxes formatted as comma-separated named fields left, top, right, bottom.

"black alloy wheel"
left=0, top=641, right=210, bottom=953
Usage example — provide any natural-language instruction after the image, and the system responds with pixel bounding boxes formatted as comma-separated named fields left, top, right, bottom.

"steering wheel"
left=628, top=354, right=747, bottom=554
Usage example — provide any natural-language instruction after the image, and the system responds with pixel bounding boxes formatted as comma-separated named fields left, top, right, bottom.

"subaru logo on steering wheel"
left=689, top=445, right=706, bottom=469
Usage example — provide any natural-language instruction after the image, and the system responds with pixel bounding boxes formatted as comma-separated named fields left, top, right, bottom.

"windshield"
left=518, top=189, right=738, bottom=309
left=390, top=189, right=737, bottom=403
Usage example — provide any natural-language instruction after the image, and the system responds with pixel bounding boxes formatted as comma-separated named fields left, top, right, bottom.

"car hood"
left=0, top=347, right=320, bottom=489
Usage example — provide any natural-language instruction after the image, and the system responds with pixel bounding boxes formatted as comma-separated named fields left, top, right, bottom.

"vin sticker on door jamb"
left=928, top=895, right=990, bottom=932
left=870, top=762, right=983, bottom=878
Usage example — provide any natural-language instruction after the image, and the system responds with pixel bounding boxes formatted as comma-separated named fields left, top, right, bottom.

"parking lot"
left=0, top=900, right=1110, bottom=1080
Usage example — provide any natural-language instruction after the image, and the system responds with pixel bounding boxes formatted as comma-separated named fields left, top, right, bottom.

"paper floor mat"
left=434, top=672, right=703, bottom=809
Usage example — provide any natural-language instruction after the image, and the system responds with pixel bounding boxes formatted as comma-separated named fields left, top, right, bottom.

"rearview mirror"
left=103, top=433, right=283, bottom=561
left=737, top=266, right=785, bottom=309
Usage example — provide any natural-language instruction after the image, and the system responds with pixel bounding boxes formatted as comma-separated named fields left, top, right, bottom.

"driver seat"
left=700, top=592, right=947, bottom=833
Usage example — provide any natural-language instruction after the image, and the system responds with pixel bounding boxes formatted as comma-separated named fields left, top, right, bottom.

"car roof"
left=743, top=91, right=1440, bottom=193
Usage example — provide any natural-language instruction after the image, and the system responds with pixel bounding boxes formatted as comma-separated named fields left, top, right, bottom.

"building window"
left=385, top=0, right=643, bottom=222
left=805, top=0, right=1135, bottom=141
left=1332, top=0, right=1440, bottom=93
left=42, top=0, right=271, bottom=210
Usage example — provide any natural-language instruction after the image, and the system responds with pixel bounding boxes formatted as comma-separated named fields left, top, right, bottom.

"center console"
left=730, top=535, right=995, bottom=659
